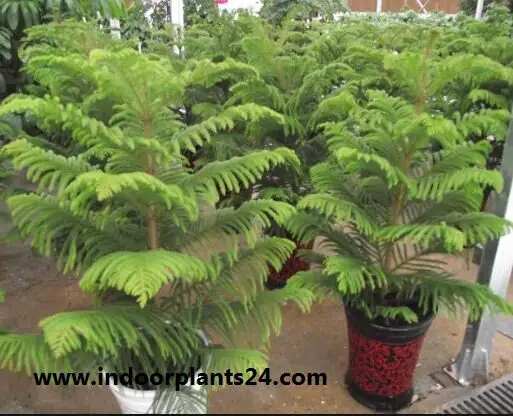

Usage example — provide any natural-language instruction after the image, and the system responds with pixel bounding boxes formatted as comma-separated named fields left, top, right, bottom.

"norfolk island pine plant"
left=0, top=26, right=314, bottom=413
left=188, top=20, right=356, bottom=289
left=284, top=34, right=513, bottom=411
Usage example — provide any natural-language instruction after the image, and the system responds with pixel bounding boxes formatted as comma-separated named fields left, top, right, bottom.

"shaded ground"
left=0, top=195, right=512, bottom=413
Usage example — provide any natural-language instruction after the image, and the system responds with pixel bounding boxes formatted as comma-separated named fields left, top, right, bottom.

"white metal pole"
left=170, top=0, right=184, bottom=54
left=109, top=19, right=121, bottom=39
left=445, top=107, right=513, bottom=385
left=475, top=0, right=485, bottom=19
left=376, top=0, right=383, bottom=13
left=170, top=0, right=184, bottom=28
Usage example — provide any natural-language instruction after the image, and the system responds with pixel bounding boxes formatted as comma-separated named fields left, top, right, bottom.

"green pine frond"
left=412, top=168, right=503, bottom=201
left=456, top=109, right=511, bottom=139
left=377, top=223, right=466, bottom=252
left=39, top=304, right=201, bottom=361
left=184, top=148, right=300, bottom=203
left=184, top=200, right=296, bottom=253
left=468, top=89, right=510, bottom=109
left=203, top=285, right=313, bottom=349
left=286, top=270, right=340, bottom=300
left=335, top=147, right=408, bottom=187
left=2, top=139, right=95, bottom=193
left=421, top=115, right=465, bottom=149
left=297, top=194, right=378, bottom=236
left=431, top=53, right=513, bottom=95
left=0, top=334, right=72, bottom=374
left=0, top=95, right=125, bottom=154
left=323, top=256, right=387, bottom=295
left=64, top=171, right=198, bottom=219
left=309, top=91, right=358, bottom=128
left=256, top=187, right=296, bottom=203
left=374, top=306, right=419, bottom=324
left=176, top=104, right=284, bottom=152
left=285, top=211, right=377, bottom=262
left=201, top=347, right=268, bottom=376
left=217, top=237, right=296, bottom=303
left=186, top=58, right=259, bottom=88
left=22, top=55, right=97, bottom=101
left=229, top=79, right=287, bottom=112
left=396, top=272, right=513, bottom=321
left=442, top=212, right=512, bottom=246
left=293, top=62, right=354, bottom=111
left=7, top=194, right=140, bottom=273
left=284, top=211, right=329, bottom=245
left=79, top=251, right=213, bottom=307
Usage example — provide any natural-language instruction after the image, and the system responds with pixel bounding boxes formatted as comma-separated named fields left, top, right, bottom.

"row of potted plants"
left=0, top=6, right=513, bottom=414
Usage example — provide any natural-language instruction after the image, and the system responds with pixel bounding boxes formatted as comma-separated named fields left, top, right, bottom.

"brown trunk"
left=144, top=121, right=158, bottom=251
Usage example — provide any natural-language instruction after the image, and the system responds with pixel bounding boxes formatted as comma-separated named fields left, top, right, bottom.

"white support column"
left=170, top=0, right=184, bottom=55
left=445, top=107, right=513, bottom=385
left=376, top=0, right=382, bottom=13
left=475, top=0, right=485, bottom=19
left=170, top=0, right=184, bottom=28
left=109, top=19, right=121, bottom=39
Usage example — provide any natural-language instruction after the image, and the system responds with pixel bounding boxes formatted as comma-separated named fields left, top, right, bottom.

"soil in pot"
left=265, top=240, right=314, bottom=290
left=344, top=297, right=434, bottom=412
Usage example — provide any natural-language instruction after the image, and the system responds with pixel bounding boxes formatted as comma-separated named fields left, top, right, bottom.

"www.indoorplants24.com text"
left=33, top=367, right=327, bottom=391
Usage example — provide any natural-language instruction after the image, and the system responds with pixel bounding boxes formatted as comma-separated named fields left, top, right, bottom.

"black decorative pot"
left=344, top=303, right=434, bottom=412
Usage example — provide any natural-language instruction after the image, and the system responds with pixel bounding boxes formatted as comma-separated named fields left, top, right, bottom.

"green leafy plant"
left=0, top=0, right=126, bottom=102
left=459, top=0, right=512, bottom=15
left=191, top=20, right=352, bottom=212
left=260, top=0, right=348, bottom=25
left=0, top=25, right=313, bottom=407
left=184, top=0, right=218, bottom=26
left=286, top=34, right=513, bottom=324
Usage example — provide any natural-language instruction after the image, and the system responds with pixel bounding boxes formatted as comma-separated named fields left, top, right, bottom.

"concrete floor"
left=0, top=193, right=512, bottom=413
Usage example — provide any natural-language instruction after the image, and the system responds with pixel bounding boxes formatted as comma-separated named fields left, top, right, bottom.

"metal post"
left=170, top=0, right=184, bottom=55
left=475, top=0, right=485, bottom=19
left=170, top=0, right=184, bottom=28
left=376, top=0, right=382, bottom=13
left=444, top=108, right=513, bottom=385
left=109, top=19, right=121, bottom=39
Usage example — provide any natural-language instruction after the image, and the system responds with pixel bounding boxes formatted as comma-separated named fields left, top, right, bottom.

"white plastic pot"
left=107, top=330, right=211, bottom=414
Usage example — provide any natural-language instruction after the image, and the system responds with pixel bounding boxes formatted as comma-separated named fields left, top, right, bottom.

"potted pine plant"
left=0, top=36, right=313, bottom=414
left=285, top=38, right=513, bottom=411
left=193, top=22, right=354, bottom=289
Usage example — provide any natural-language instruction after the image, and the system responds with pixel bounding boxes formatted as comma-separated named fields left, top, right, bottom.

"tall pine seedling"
left=286, top=33, right=513, bottom=323
left=0, top=24, right=313, bottom=410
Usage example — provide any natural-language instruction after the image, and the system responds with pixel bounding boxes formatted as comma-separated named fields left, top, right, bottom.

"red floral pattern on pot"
left=347, top=322, right=425, bottom=397
left=268, top=240, right=314, bottom=282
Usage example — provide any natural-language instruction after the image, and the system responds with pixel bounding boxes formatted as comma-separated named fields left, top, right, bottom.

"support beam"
left=170, top=0, right=184, bottom=55
left=376, top=0, right=382, bottom=13
left=109, top=19, right=121, bottom=39
left=475, top=0, right=485, bottom=19
left=444, top=108, right=513, bottom=385
left=170, top=0, right=184, bottom=28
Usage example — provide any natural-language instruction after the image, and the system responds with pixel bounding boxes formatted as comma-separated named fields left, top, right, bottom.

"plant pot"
left=265, top=240, right=314, bottom=290
left=108, top=330, right=211, bottom=414
left=344, top=303, right=434, bottom=412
